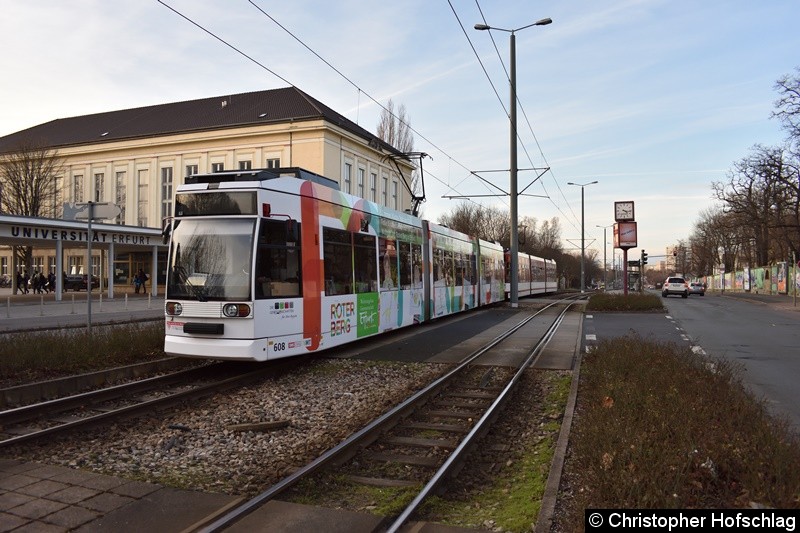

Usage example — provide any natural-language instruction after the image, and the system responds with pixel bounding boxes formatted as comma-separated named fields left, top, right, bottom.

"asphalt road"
left=661, top=291, right=800, bottom=430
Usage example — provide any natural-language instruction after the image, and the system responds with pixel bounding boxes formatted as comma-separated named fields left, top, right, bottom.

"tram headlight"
left=223, top=303, right=251, bottom=318
left=166, top=302, right=182, bottom=316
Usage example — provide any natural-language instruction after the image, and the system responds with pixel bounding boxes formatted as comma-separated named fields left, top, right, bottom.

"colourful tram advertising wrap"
left=163, top=168, right=556, bottom=361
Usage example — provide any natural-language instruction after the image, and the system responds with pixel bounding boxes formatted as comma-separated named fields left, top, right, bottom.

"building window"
left=94, top=173, right=104, bottom=202
left=161, top=167, right=173, bottom=220
left=370, top=172, right=377, bottom=202
left=185, top=164, right=198, bottom=179
left=238, top=160, right=252, bottom=170
left=382, top=176, right=388, bottom=206
left=73, top=175, right=84, bottom=203
left=1, top=257, right=7, bottom=277
left=392, top=181, right=398, bottom=210
left=115, top=171, right=126, bottom=225
left=53, top=176, right=63, bottom=218
left=266, top=158, right=280, bottom=169
left=211, top=163, right=224, bottom=173
left=343, top=162, right=352, bottom=194
left=137, top=169, right=148, bottom=227
left=357, top=167, right=365, bottom=198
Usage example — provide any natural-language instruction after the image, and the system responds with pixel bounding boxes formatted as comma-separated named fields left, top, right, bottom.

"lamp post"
left=568, top=181, right=598, bottom=292
left=475, top=17, right=552, bottom=307
left=597, top=223, right=614, bottom=290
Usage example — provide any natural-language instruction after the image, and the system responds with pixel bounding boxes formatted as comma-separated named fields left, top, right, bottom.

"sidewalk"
left=712, top=289, right=800, bottom=311
left=0, top=289, right=163, bottom=333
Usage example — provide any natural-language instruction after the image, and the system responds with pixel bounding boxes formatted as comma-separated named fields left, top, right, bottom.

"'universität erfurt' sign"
left=1, top=225, right=155, bottom=246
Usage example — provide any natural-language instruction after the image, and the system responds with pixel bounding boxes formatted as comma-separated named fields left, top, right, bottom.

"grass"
left=0, top=322, right=166, bottom=384
left=557, top=335, right=800, bottom=531
left=418, top=372, right=572, bottom=531
left=586, top=292, right=664, bottom=312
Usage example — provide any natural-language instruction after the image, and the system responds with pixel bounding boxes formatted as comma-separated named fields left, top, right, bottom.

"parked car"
left=662, top=276, right=689, bottom=298
left=64, top=274, right=99, bottom=291
left=689, top=282, right=705, bottom=296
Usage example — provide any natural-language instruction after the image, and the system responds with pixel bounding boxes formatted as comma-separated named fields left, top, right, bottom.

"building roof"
left=0, top=86, right=400, bottom=156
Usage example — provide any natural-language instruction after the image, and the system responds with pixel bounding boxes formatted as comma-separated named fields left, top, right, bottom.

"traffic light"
left=641, top=249, right=648, bottom=265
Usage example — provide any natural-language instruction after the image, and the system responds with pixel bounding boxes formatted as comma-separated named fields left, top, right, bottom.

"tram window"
left=354, top=233, right=377, bottom=293
left=469, top=253, right=477, bottom=285
left=454, top=252, right=464, bottom=286
left=323, top=227, right=353, bottom=295
left=399, top=242, right=411, bottom=289
left=445, top=250, right=454, bottom=286
left=255, top=220, right=302, bottom=299
left=379, top=238, right=398, bottom=290
left=411, top=244, right=423, bottom=289
left=433, top=248, right=445, bottom=287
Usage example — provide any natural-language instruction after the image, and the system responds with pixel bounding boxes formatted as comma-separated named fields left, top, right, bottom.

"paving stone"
left=42, top=505, right=100, bottom=529
left=17, top=480, right=70, bottom=498
left=6, top=498, right=67, bottom=520
left=0, top=511, right=30, bottom=532
left=79, top=492, right=133, bottom=513
left=10, top=520, right=67, bottom=533
left=109, top=480, right=161, bottom=499
left=0, top=462, right=37, bottom=475
left=0, top=459, right=24, bottom=472
left=46, top=486, right=100, bottom=505
left=0, top=491, right=36, bottom=511
left=71, top=474, right=127, bottom=492
left=47, top=470, right=97, bottom=486
left=22, top=465, right=72, bottom=481
left=0, top=474, right=38, bottom=491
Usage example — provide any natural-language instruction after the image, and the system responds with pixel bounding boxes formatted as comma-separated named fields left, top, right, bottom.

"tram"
left=163, top=167, right=557, bottom=361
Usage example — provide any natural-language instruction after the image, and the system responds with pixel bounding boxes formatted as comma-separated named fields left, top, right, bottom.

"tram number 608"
left=273, top=342, right=286, bottom=352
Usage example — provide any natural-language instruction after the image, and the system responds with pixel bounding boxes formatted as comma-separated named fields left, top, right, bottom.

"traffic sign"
left=65, top=202, right=122, bottom=221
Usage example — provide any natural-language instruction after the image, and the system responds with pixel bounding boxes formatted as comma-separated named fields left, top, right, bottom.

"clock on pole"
left=614, top=201, right=634, bottom=222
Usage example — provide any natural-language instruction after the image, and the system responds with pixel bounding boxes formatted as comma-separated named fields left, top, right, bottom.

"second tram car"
left=163, top=168, right=556, bottom=361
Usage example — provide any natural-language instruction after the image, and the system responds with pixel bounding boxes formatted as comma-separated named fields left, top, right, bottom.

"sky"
left=2, top=0, right=799, bottom=269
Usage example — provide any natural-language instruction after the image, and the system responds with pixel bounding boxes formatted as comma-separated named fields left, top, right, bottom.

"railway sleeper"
left=380, top=435, right=459, bottom=450
left=432, top=399, right=491, bottom=409
left=399, top=421, right=469, bottom=434
left=443, top=390, right=498, bottom=400
left=345, top=475, right=419, bottom=488
left=363, top=451, right=441, bottom=467
left=421, top=409, right=478, bottom=420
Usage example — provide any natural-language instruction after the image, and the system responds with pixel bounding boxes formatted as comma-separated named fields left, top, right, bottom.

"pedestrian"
left=49, top=272, right=56, bottom=293
left=21, top=270, right=29, bottom=294
left=38, top=272, right=48, bottom=293
left=135, top=269, right=148, bottom=294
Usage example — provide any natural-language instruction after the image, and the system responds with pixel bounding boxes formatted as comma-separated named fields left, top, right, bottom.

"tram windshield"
left=167, top=219, right=255, bottom=301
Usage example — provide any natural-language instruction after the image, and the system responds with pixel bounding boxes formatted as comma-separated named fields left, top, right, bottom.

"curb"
left=534, top=313, right=584, bottom=533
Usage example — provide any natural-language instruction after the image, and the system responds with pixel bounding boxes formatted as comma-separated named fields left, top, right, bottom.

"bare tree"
left=0, top=138, right=64, bottom=217
left=0, top=138, right=65, bottom=279
left=711, top=144, right=796, bottom=264
left=772, top=67, right=800, bottom=143
left=376, top=99, right=414, bottom=153
left=376, top=99, right=423, bottom=209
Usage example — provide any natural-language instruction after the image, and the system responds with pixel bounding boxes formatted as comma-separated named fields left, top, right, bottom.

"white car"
left=662, top=276, right=688, bottom=298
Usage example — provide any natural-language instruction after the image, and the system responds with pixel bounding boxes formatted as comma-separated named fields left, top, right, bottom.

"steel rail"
left=200, top=295, right=581, bottom=533
left=385, top=299, right=578, bottom=532
left=0, top=363, right=278, bottom=449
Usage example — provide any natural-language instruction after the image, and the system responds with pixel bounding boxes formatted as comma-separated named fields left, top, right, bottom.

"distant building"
left=0, top=87, right=415, bottom=291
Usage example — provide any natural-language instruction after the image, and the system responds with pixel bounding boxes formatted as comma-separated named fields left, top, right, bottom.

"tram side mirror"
left=286, top=219, right=299, bottom=244
left=161, top=217, right=172, bottom=245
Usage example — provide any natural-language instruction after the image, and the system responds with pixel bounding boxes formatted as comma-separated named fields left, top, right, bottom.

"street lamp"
left=568, top=181, right=598, bottom=292
left=475, top=17, right=552, bottom=308
left=597, top=223, right=614, bottom=290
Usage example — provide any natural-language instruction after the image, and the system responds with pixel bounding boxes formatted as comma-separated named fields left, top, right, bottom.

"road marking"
left=691, top=345, right=706, bottom=355
left=585, top=334, right=597, bottom=341
left=586, top=314, right=593, bottom=319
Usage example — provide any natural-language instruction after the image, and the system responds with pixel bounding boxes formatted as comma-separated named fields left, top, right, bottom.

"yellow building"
left=0, top=87, right=415, bottom=294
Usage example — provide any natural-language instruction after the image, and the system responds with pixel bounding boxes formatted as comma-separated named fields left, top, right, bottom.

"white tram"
left=163, top=168, right=556, bottom=361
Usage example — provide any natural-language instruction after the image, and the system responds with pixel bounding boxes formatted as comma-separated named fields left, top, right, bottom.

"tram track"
left=0, top=360, right=302, bottom=449
left=198, top=295, right=584, bottom=532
